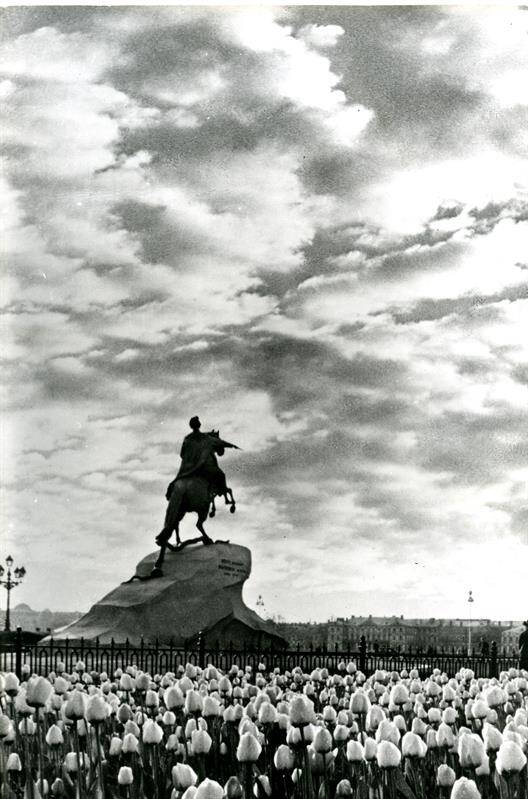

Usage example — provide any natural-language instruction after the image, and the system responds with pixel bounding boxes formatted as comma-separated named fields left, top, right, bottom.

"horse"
left=152, top=472, right=236, bottom=577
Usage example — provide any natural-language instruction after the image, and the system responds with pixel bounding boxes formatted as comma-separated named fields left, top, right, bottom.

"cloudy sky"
left=1, top=4, right=527, bottom=624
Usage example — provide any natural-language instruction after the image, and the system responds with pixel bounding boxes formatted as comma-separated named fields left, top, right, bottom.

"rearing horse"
left=152, top=433, right=237, bottom=575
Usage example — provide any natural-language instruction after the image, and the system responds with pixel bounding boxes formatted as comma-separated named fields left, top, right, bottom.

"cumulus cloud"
left=1, top=6, right=527, bottom=620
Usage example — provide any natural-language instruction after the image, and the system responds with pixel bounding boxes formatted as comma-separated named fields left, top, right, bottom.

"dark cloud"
left=418, top=409, right=528, bottom=485
left=386, top=282, right=528, bottom=325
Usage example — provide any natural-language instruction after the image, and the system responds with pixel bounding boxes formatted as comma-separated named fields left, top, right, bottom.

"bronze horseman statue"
left=153, top=416, right=239, bottom=575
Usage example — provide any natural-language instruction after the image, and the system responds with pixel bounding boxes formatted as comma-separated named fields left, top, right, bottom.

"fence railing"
left=0, top=628, right=520, bottom=679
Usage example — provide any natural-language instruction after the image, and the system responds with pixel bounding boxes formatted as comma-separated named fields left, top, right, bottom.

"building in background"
left=0, top=603, right=81, bottom=634
left=501, top=623, right=525, bottom=655
left=277, top=616, right=520, bottom=653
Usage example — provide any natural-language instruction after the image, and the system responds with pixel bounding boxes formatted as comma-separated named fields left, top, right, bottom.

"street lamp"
left=467, top=589, right=474, bottom=656
left=0, top=555, right=26, bottom=632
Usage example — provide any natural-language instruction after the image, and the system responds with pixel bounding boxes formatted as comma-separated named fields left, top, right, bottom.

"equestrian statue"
left=152, top=416, right=239, bottom=576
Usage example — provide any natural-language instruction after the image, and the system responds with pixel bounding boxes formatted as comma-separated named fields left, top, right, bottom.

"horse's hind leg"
left=152, top=544, right=166, bottom=576
left=156, top=527, right=171, bottom=547
left=196, top=513, right=213, bottom=545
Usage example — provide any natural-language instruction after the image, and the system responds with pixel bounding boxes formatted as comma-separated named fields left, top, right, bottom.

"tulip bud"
left=236, top=731, right=262, bottom=762
left=376, top=719, right=400, bottom=746
left=51, top=779, right=65, bottom=796
left=258, top=702, right=277, bottom=725
left=19, top=718, right=37, bottom=736
left=322, top=705, right=337, bottom=724
left=86, top=695, right=107, bottom=724
left=7, top=753, right=23, bottom=771
left=185, top=690, right=203, bottom=715
left=63, top=752, right=79, bottom=773
left=172, top=763, right=198, bottom=790
left=346, top=740, right=365, bottom=762
left=195, top=779, right=223, bottom=799
left=376, top=741, right=401, bottom=768
left=15, top=692, right=32, bottom=717
left=485, top=686, right=504, bottom=708
left=437, top=764, right=455, bottom=787
left=117, top=703, right=133, bottom=724
left=289, top=695, right=316, bottom=727
left=118, top=767, right=133, bottom=786
left=459, top=733, right=485, bottom=768
left=5, top=673, right=20, bottom=696
left=426, top=729, right=438, bottom=749
left=483, top=723, right=502, bottom=752
left=191, top=729, right=212, bottom=754
left=402, top=732, right=427, bottom=758
left=109, top=736, right=123, bottom=757
left=123, top=717, right=139, bottom=735
left=142, top=719, right=163, bottom=744
left=389, top=684, right=409, bottom=706
left=26, top=676, right=53, bottom=708
left=223, top=776, right=243, bottom=799
left=350, top=690, right=370, bottom=715
left=313, top=727, right=333, bottom=754
left=202, top=696, right=220, bottom=718
left=450, top=777, right=481, bottom=798
left=274, top=744, right=295, bottom=771
left=119, top=674, right=134, bottom=692
left=45, top=725, right=64, bottom=747
left=135, top=673, right=150, bottom=692
left=121, top=732, right=139, bottom=753
left=335, top=779, right=352, bottom=797
left=495, top=740, right=527, bottom=774
left=145, top=689, right=159, bottom=709
left=64, top=691, right=85, bottom=721
left=334, top=723, right=349, bottom=742
left=411, top=717, right=427, bottom=736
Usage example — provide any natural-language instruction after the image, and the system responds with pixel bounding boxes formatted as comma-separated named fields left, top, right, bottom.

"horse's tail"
left=163, top=479, right=186, bottom=533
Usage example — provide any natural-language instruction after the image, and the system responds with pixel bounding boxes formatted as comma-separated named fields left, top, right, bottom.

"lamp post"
left=467, top=589, right=474, bottom=656
left=256, top=594, right=266, bottom=619
left=0, top=556, right=26, bottom=632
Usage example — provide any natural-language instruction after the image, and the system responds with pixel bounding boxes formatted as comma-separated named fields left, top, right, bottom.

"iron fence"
left=0, top=628, right=520, bottom=679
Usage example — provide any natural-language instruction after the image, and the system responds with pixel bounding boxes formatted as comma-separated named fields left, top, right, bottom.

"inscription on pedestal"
left=219, top=558, right=248, bottom=577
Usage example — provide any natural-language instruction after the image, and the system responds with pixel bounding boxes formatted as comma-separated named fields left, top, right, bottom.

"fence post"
left=15, top=626, right=22, bottom=679
left=490, top=641, right=498, bottom=679
left=359, top=635, right=367, bottom=674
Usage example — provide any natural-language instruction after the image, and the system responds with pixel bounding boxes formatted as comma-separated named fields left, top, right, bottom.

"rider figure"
left=166, top=416, right=235, bottom=501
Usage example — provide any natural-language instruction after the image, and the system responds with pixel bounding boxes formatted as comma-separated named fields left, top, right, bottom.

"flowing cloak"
left=175, top=431, right=236, bottom=481
left=519, top=629, right=528, bottom=670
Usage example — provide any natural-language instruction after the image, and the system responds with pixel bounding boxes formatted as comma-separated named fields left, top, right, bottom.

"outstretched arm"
left=219, top=438, right=240, bottom=450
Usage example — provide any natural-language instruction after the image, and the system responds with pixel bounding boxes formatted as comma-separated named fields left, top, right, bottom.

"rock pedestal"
left=49, top=542, right=285, bottom=647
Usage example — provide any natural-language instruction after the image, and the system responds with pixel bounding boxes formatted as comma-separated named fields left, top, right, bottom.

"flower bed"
left=1, top=659, right=527, bottom=799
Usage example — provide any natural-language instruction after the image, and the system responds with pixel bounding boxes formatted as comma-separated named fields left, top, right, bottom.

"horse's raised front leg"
left=226, top=486, right=236, bottom=513
left=209, top=496, right=216, bottom=518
